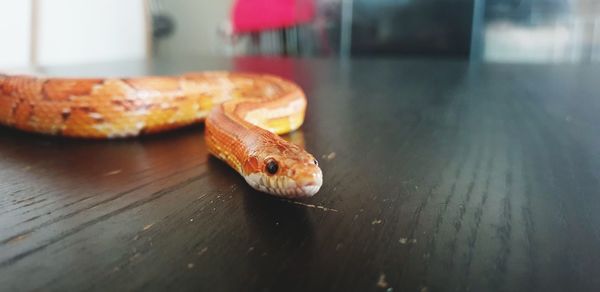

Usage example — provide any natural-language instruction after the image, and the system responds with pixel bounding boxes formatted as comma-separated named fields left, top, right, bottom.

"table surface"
left=1, top=57, right=600, bottom=292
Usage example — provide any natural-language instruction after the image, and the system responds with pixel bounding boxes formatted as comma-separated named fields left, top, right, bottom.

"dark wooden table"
left=1, top=57, right=600, bottom=292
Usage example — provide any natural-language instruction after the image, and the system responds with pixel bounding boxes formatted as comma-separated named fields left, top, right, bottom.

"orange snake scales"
left=0, top=72, right=322, bottom=198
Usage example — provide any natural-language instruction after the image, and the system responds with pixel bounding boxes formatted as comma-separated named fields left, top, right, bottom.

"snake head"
left=242, top=141, right=322, bottom=198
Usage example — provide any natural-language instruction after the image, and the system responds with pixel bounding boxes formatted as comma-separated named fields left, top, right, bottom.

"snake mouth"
left=298, top=184, right=321, bottom=197
left=296, top=170, right=323, bottom=197
left=243, top=170, right=322, bottom=198
left=274, top=184, right=321, bottom=198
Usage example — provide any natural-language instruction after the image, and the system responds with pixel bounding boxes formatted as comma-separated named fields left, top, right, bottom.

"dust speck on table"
left=372, top=219, right=383, bottom=225
left=376, top=273, right=389, bottom=288
left=103, top=169, right=122, bottom=176
left=322, top=152, right=336, bottom=160
left=399, top=238, right=417, bottom=244
left=6, top=234, right=29, bottom=244
left=197, top=247, right=208, bottom=256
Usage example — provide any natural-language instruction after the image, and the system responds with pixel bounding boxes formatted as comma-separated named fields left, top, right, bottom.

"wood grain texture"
left=1, top=57, right=600, bottom=292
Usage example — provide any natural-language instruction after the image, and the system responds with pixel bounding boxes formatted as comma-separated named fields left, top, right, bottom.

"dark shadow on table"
left=205, top=154, right=317, bottom=289
left=0, top=124, right=208, bottom=190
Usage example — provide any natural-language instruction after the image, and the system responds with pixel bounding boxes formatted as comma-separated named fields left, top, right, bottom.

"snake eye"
left=265, top=159, right=278, bottom=175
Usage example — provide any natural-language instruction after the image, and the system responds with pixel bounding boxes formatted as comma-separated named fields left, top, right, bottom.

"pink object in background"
left=232, top=0, right=315, bottom=33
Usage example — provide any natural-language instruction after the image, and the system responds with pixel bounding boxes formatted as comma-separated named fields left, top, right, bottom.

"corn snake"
left=0, top=72, right=322, bottom=198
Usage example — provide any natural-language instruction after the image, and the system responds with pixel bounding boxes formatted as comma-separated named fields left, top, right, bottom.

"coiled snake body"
left=0, top=72, right=322, bottom=198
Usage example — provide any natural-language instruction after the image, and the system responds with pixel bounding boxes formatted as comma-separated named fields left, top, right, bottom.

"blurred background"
left=1, top=0, right=599, bottom=68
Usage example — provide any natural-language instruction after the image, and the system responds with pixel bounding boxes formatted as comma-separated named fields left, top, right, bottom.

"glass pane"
left=478, top=0, right=600, bottom=63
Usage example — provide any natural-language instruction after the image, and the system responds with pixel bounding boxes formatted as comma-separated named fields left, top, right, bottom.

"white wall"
left=0, top=0, right=32, bottom=68
left=0, top=0, right=147, bottom=69
left=37, top=0, right=147, bottom=66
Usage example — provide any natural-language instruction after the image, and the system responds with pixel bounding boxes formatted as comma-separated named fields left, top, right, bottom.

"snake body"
left=0, top=72, right=322, bottom=197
